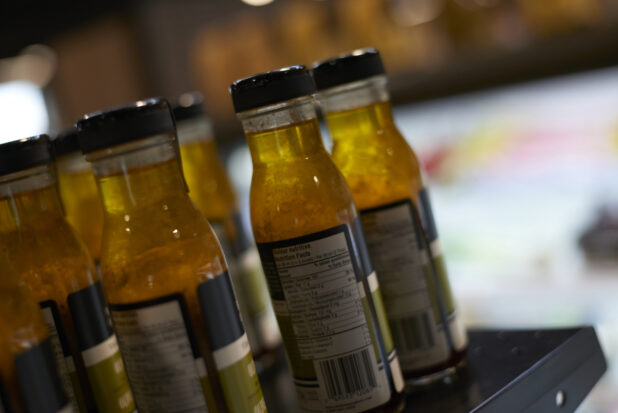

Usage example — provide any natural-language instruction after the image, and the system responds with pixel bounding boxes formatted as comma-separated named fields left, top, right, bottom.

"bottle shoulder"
left=250, top=154, right=357, bottom=242
left=99, top=195, right=227, bottom=300
left=330, top=127, right=423, bottom=209
left=0, top=220, right=97, bottom=294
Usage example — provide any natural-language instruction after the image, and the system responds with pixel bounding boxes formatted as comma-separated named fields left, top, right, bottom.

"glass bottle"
left=0, top=254, right=71, bottom=413
left=76, top=98, right=266, bottom=413
left=230, top=66, right=404, bottom=412
left=312, top=48, right=468, bottom=382
left=0, top=135, right=135, bottom=413
left=53, top=128, right=105, bottom=264
left=173, top=92, right=281, bottom=363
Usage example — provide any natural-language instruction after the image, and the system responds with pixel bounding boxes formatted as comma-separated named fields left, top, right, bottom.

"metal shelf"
left=260, top=327, right=607, bottom=413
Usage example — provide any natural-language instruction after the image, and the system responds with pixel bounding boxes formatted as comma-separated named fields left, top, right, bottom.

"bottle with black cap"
left=0, top=135, right=135, bottom=413
left=173, top=92, right=282, bottom=367
left=76, top=98, right=267, bottom=413
left=312, top=48, right=468, bottom=383
left=0, top=251, right=72, bottom=413
left=230, top=66, right=405, bottom=412
left=53, top=128, right=104, bottom=263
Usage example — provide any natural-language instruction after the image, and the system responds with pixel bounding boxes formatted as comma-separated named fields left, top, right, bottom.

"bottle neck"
left=0, top=165, right=64, bottom=231
left=56, top=152, right=91, bottom=174
left=317, top=76, right=396, bottom=143
left=239, top=97, right=327, bottom=165
left=87, top=134, right=189, bottom=214
left=176, top=117, right=214, bottom=145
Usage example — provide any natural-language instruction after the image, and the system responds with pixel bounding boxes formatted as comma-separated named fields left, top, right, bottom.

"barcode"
left=318, top=349, right=378, bottom=400
left=390, top=312, right=435, bottom=352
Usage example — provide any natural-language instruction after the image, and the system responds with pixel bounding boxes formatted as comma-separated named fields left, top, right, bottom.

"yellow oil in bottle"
left=0, top=135, right=135, bottom=413
left=174, top=94, right=281, bottom=362
left=0, top=252, right=69, bottom=413
left=314, top=49, right=467, bottom=382
left=232, top=67, right=404, bottom=412
left=54, top=128, right=104, bottom=263
left=79, top=98, right=266, bottom=413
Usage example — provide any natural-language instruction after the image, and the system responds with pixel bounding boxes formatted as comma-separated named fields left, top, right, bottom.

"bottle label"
left=109, top=295, right=209, bottom=413
left=417, top=189, right=468, bottom=353
left=239, top=248, right=281, bottom=350
left=39, top=301, right=79, bottom=411
left=257, top=225, right=391, bottom=412
left=350, top=217, right=405, bottom=393
left=197, top=271, right=266, bottom=413
left=14, top=338, right=72, bottom=413
left=360, top=197, right=466, bottom=371
left=67, top=282, right=136, bottom=413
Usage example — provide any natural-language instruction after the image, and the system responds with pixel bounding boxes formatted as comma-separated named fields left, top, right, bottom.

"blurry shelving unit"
left=260, top=328, right=607, bottom=413
left=388, top=24, right=618, bottom=105
left=1, top=1, right=618, bottom=411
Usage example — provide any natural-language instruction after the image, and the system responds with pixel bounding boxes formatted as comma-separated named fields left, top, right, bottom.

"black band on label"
left=350, top=216, right=374, bottom=277
left=418, top=188, right=438, bottom=243
left=15, top=338, right=69, bottom=413
left=39, top=300, right=71, bottom=357
left=197, top=271, right=245, bottom=351
left=109, top=293, right=202, bottom=359
left=67, top=282, right=113, bottom=351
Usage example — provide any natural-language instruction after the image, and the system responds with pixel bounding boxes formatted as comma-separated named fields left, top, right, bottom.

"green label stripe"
left=238, top=249, right=281, bottom=351
left=82, top=335, right=135, bottom=413
left=238, top=249, right=269, bottom=318
left=358, top=273, right=395, bottom=358
left=359, top=274, right=405, bottom=393
left=214, top=333, right=266, bottom=413
left=199, top=371, right=219, bottom=413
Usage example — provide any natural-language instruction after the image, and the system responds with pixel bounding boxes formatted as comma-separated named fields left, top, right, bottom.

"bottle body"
left=90, top=133, right=266, bottom=413
left=177, top=119, right=281, bottom=361
left=0, top=256, right=70, bottom=413
left=323, top=81, right=467, bottom=381
left=244, top=99, right=404, bottom=412
left=0, top=164, right=135, bottom=413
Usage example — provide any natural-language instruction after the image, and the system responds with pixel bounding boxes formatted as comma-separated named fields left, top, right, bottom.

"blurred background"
left=2, top=1, right=618, bottom=411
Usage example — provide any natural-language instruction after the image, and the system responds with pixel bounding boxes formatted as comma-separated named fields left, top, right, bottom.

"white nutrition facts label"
left=360, top=200, right=434, bottom=317
left=271, top=227, right=390, bottom=411
left=110, top=296, right=208, bottom=413
left=361, top=200, right=447, bottom=367
left=273, top=231, right=372, bottom=359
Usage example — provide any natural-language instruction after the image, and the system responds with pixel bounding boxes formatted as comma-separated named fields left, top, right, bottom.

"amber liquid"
left=180, top=138, right=281, bottom=359
left=96, top=156, right=235, bottom=411
left=327, top=101, right=466, bottom=379
left=180, top=140, right=237, bottom=224
left=0, top=257, right=52, bottom=413
left=247, top=118, right=402, bottom=412
left=0, top=184, right=100, bottom=411
left=57, top=161, right=104, bottom=263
